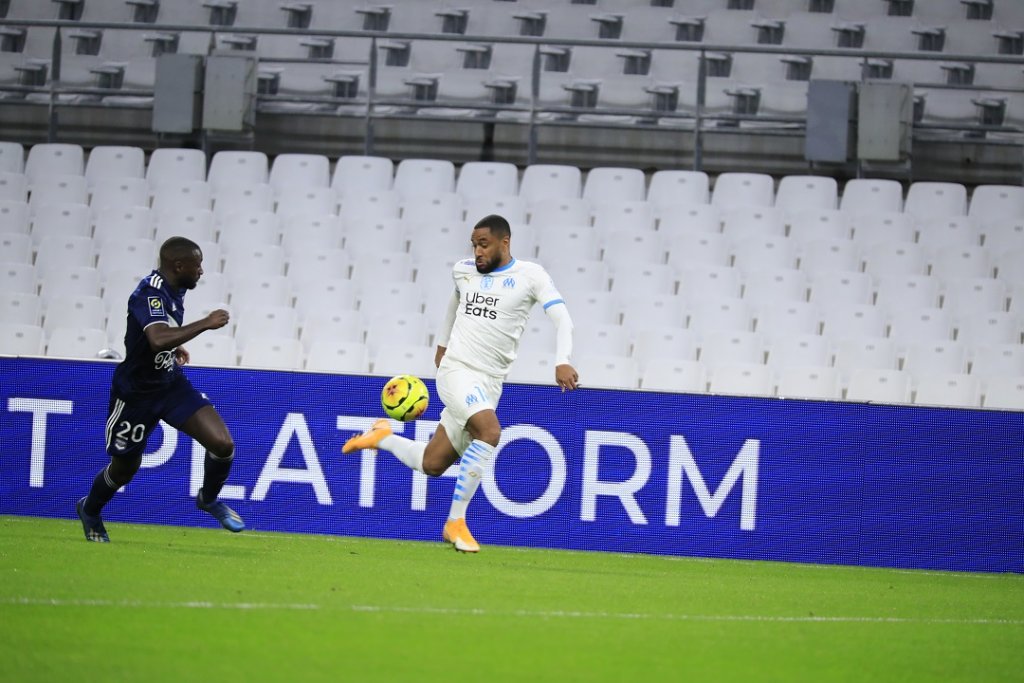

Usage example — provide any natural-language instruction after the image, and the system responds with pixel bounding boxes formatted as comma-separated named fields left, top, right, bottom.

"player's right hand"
left=206, top=309, right=230, bottom=330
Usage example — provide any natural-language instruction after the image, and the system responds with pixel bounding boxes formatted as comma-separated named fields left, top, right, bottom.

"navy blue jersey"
left=111, top=270, right=187, bottom=395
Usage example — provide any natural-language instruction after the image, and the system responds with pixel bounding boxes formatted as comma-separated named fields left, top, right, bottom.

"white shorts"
left=436, top=358, right=504, bottom=456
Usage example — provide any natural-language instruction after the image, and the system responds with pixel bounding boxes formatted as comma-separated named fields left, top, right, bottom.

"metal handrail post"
left=48, top=27, right=62, bottom=142
left=365, top=35, right=377, bottom=156
left=694, top=49, right=706, bottom=172
left=528, top=43, right=540, bottom=166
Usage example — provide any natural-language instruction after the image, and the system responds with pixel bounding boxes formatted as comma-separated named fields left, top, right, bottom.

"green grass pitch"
left=1, top=516, right=1021, bottom=682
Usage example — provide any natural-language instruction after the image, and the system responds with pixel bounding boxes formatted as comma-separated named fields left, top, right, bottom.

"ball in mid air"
left=381, top=374, right=429, bottom=422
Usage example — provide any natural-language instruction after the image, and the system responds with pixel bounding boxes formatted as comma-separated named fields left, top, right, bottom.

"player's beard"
left=476, top=255, right=501, bottom=273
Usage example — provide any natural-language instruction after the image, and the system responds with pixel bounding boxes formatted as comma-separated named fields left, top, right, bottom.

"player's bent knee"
left=477, top=427, right=501, bottom=447
left=208, top=436, right=235, bottom=460
left=422, top=461, right=448, bottom=477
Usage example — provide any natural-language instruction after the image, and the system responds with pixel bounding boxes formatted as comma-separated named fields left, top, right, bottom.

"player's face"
left=471, top=227, right=509, bottom=274
left=176, top=250, right=204, bottom=290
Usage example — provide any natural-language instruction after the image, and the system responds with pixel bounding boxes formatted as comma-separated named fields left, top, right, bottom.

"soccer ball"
left=381, top=374, right=429, bottom=422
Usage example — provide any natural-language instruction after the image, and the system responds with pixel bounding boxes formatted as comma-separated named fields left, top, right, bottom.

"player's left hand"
left=555, top=364, right=578, bottom=392
left=175, top=346, right=190, bottom=366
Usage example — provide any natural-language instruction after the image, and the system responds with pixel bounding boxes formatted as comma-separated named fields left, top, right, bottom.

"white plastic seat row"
left=12, top=142, right=1021, bottom=230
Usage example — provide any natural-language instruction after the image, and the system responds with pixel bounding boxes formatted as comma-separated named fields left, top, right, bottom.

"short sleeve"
left=533, top=266, right=565, bottom=311
left=129, top=288, right=171, bottom=330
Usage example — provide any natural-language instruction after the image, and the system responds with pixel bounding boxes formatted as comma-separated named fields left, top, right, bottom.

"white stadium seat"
left=981, top=376, right=1024, bottom=411
left=332, top=155, right=394, bottom=199
left=29, top=202, right=91, bottom=245
left=84, top=145, right=145, bottom=187
left=0, top=171, right=28, bottom=202
left=456, top=161, right=519, bottom=198
left=913, top=373, right=981, bottom=408
left=187, top=335, right=239, bottom=368
left=640, top=358, right=708, bottom=393
left=239, top=337, right=304, bottom=371
left=38, top=266, right=102, bottom=307
left=969, top=185, right=1024, bottom=225
left=393, top=159, right=456, bottom=202
left=35, top=235, right=97, bottom=278
left=839, top=179, right=903, bottom=214
left=903, top=340, right=968, bottom=380
left=657, top=203, right=722, bottom=235
left=519, top=164, right=582, bottom=205
left=847, top=211, right=916, bottom=248
left=0, top=292, right=42, bottom=326
left=0, top=232, right=33, bottom=264
left=845, top=368, right=912, bottom=404
left=774, top=175, right=838, bottom=213
left=711, top=172, right=774, bottom=209
left=904, top=181, right=968, bottom=223
left=699, top=329, right=765, bottom=369
left=90, top=177, right=150, bottom=214
left=151, top=180, right=212, bottom=215
left=787, top=209, right=849, bottom=244
left=647, top=170, right=710, bottom=209
left=777, top=366, right=842, bottom=401
left=0, top=322, right=44, bottom=355
left=969, top=344, right=1024, bottom=383
left=708, top=362, right=775, bottom=398
left=0, top=141, right=25, bottom=174
left=268, top=153, right=330, bottom=197
left=0, top=260, right=36, bottom=294
left=582, top=167, right=646, bottom=204
left=369, top=343, right=438, bottom=378
left=874, top=274, right=941, bottom=314
left=146, top=148, right=206, bottom=193
left=798, top=237, right=864, bottom=278
left=207, top=151, right=270, bottom=194
left=574, top=353, right=639, bottom=390
left=24, top=143, right=84, bottom=189
left=305, top=340, right=370, bottom=374
left=45, top=326, right=109, bottom=359
left=42, top=295, right=106, bottom=336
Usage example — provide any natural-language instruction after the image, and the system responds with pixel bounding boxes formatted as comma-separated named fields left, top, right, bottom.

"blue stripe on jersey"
left=492, top=258, right=517, bottom=273
left=543, top=298, right=565, bottom=310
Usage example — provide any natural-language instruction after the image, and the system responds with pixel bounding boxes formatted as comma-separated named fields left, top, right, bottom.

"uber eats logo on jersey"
left=465, top=291, right=499, bottom=319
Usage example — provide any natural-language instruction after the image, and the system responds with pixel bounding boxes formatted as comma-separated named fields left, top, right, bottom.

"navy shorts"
left=105, top=374, right=212, bottom=458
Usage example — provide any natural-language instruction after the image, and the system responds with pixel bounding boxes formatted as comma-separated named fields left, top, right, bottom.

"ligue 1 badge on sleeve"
left=148, top=297, right=165, bottom=317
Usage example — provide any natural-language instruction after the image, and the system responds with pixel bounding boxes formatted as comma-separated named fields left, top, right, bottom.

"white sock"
left=448, top=440, right=495, bottom=521
left=379, top=434, right=425, bottom=473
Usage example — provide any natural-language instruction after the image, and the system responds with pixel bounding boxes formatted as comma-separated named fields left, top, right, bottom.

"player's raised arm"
left=145, top=309, right=229, bottom=352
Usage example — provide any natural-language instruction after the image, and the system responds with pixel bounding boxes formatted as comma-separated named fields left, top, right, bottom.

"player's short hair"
left=473, top=214, right=511, bottom=240
left=159, top=236, right=202, bottom=264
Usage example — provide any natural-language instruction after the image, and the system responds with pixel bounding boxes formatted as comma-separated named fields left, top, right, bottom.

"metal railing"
left=2, top=17, right=1023, bottom=168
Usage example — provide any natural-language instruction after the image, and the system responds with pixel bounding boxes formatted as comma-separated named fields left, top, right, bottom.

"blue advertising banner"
left=1, top=356, right=1022, bottom=573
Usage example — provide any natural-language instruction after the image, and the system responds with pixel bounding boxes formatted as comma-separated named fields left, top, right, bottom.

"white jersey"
left=441, top=257, right=565, bottom=377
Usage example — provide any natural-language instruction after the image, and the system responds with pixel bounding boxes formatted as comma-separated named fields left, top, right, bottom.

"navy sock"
left=84, top=466, right=119, bottom=516
left=200, top=451, right=233, bottom=503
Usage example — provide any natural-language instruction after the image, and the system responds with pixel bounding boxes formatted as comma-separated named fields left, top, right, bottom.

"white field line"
left=2, top=597, right=1022, bottom=626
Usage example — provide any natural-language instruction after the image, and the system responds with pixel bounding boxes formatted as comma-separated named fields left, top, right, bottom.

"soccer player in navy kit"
left=76, top=237, right=244, bottom=542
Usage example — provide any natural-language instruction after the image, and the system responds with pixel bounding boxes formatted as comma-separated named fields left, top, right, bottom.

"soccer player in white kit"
left=343, top=214, right=578, bottom=552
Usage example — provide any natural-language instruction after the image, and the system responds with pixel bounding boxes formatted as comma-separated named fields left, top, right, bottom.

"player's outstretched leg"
left=196, top=490, right=245, bottom=532
left=76, top=496, right=110, bottom=543
left=342, top=419, right=393, bottom=453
